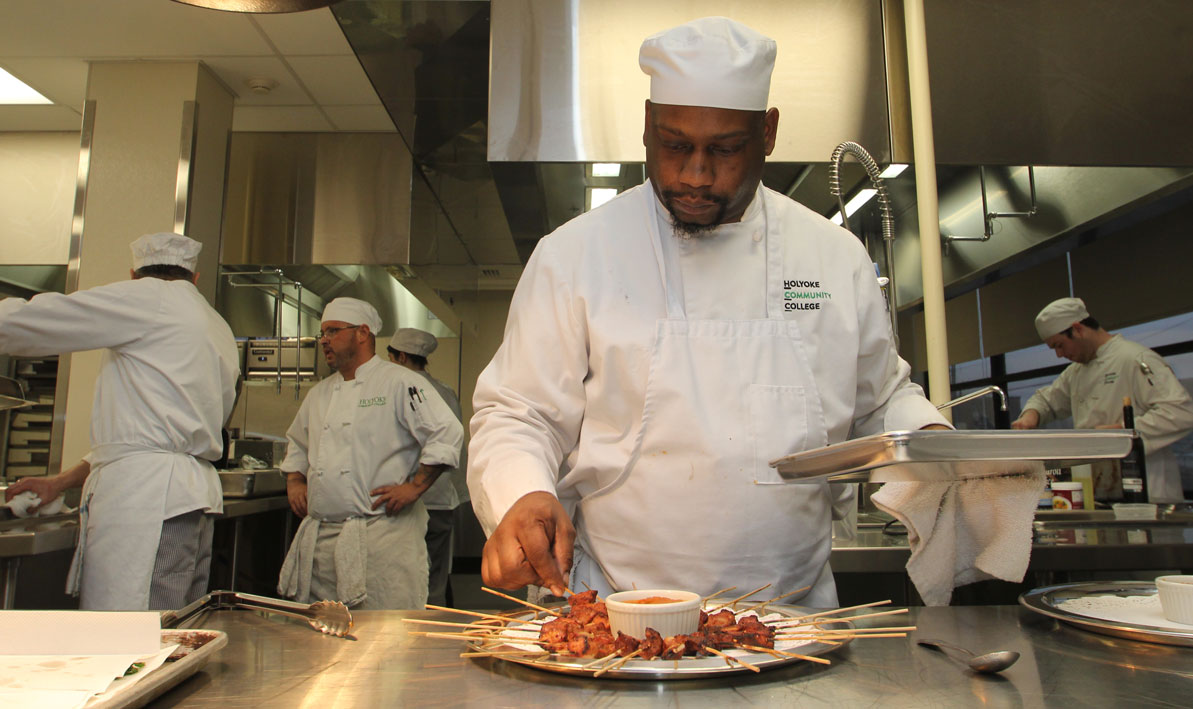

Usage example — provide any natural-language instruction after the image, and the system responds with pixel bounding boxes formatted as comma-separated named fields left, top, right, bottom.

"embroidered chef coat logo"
left=1104, top=373, right=1118, bottom=385
left=783, top=279, right=831, bottom=311
left=359, top=396, right=387, bottom=408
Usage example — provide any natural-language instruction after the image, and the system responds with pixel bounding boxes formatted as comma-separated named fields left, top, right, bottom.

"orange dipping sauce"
left=625, top=596, right=680, bottom=604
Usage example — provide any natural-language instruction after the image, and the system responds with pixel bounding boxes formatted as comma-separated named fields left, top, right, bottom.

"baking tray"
left=89, top=629, right=227, bottom=708
left=769, top=429, right=1135, bottom=483
left=463, top=601, right=850, bottom=680
left=1019, top=581, right=1193, bottom=648
left=218, top=469, right=285, bottom=498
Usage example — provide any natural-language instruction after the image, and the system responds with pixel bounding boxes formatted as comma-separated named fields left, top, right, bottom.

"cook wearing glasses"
left=278, top=297, right=463, bottom=609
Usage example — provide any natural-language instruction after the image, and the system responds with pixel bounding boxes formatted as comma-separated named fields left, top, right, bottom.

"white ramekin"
left=605, top=589, right=701, bottom=638
left=1156, top=575, right=1193, bottom=625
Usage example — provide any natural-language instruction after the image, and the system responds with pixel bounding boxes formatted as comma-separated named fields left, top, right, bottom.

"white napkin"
left=871, top=460, right=1046, bottom=606
left=3, top=490, right=68, bottom=518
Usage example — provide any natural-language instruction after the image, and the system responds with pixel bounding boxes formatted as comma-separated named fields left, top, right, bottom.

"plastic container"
left=1050, top=482, right=1084, bottom=510
left=1155, top=575, right=1193, bottom=625
left=1113, top=503, right=1158, bottom=520
left=605, top=589, right=701, bottom=638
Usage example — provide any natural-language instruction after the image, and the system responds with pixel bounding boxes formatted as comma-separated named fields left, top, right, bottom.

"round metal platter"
left=1019, top=581, right=1193, bottom=648
left=465, top=603, right=851, bottom=680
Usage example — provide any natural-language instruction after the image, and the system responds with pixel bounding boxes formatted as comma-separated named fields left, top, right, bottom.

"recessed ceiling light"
left=844, top=188, right=878, bottom=216
left=591, top=163, right=621, bottom=177
left=0, top=67, right=51, bottom=105
left=880, top=163, right=908, bottom=179
left=588, top=187, right=618, bottom=211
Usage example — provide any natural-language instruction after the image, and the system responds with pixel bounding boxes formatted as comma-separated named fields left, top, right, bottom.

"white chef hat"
left=389, top=328, right=439, bottom=357
left=639, top=16, right=776, bottom=111
left=322, top=297, right=382, bottom=334
left=1035, top=297, right=1090, bottom=340
left=130, top=232, right=202, bottom=272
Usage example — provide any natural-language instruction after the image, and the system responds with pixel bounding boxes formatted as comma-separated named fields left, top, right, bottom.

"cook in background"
left=278, top=299, right=463, bottom=609
left=1012, top=297, right=1193, bottom=503
left=468, top=16, right=949, bottom=605
left=387, top=327, right=468, bottom=607
left=0, top=233, right=239, bottom=610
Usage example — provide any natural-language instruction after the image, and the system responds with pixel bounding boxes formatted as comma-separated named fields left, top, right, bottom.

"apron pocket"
left=748, top=384, right=813, bottom=482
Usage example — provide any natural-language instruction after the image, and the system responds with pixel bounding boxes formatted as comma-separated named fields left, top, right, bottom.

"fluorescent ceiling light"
left=591, top=163, right=621, bottom=177
left=844, top=188, right=878, bottom=216
left=880, top=163, right=908, bottom=179
left=830, top=211, right=843, bottom=225
left=0, top=68, right=51, bottom=105
left=588, top=187, right=618, bottom=211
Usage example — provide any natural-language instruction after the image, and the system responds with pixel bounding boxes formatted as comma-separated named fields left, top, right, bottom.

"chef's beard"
left=661, top=190, right=729, bottom=239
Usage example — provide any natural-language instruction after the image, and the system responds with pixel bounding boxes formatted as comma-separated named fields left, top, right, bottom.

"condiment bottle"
left=1121, top=396, right=1149, bottom=503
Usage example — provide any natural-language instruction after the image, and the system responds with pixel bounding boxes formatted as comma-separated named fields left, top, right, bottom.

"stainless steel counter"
left=151, top=605, right=1192, bottom=708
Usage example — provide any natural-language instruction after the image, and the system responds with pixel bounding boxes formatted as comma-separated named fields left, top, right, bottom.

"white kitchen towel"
left=3, top=491, right=68, bottom=518
left=278, top=515, right=368, bottom=606
left=871, top=460, right=1046, bottom=606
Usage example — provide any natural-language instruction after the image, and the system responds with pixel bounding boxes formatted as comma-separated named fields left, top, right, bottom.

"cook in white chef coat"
left=468, top=17, right=949, bottom=607
left=387, top=327, right=468, bottom=607
left=278, top=299, right=463, bottom=609
left=1013, top=297, right=1193, bottom=502
left=0, top=233, right=239, bottom=610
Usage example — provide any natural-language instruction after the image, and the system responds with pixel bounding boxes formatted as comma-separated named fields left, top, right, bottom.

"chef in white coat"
left=1, top=233, right=239, bottom=610
left=387, top=327, right=468, bottom=607
left=278, top=299, right=463, bottom=609
left=1013, top=297, right=1193, bottom=502
left=469, top=17, right=949, bottom=606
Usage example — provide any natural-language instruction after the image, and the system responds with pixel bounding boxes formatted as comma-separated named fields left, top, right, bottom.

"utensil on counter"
left=161, top=590, right=354, bottom=638
left=916, top=638, right=1020, bottom=674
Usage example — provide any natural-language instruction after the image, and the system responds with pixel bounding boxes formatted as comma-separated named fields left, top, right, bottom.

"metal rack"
left=222, top=268, right=316, bottom=399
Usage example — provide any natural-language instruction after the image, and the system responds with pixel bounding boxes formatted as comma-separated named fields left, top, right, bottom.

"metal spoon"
left=916, top=638, right=1020, bottom=674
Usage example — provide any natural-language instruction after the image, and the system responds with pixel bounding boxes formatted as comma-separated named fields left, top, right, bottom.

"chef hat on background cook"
left=130, top=232, right=202, bottom=272
left=389, top=328, right=439, bottom=357
left=1035, top=297, right=1090, bottom=340
left=322, top=297, right=382, bottom=334
left=639, top=16, right=776, bottom=111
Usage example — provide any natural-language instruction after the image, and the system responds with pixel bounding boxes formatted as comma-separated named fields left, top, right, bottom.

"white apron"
left=573, top=189, right=840, bottom=607
left=68, top=446, right=197, bottom=610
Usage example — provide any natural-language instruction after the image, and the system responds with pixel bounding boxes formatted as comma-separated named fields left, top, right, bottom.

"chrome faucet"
left=937, top=385, right=1008, bottom=413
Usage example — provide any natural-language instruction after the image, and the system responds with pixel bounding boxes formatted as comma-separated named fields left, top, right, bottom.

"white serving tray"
left=769, top=429, right=1135, bottom=483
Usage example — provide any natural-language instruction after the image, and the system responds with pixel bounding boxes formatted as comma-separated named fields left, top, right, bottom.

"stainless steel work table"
left=151, top=605, right=1191, bottom=707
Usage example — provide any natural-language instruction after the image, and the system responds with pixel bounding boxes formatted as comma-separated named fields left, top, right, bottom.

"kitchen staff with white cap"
left=1013, top=297, right=1193, bottom=502
left=278, top=299, right=463, bottom=609
left=1, top=233, right=239, bottom=610
left=469, top=16, right=949, bottom=605
left=388, top=327, right=468, bottom=607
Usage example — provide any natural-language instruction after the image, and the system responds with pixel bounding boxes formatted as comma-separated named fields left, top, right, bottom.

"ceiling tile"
left=232, top=105, right=332, bottom=132
left=251, top=9, right=352, bottom=56
left=323, top=105, right=395, bottom=132
left=203, top=57, right=312, bottom=105
left=287, top=55, right=378, bottom=106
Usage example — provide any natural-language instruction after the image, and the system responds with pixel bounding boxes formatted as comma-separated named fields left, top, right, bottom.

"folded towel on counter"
left=2, top=490, right=68, bottom=518
left=871, top=460, right=1046, bottom=606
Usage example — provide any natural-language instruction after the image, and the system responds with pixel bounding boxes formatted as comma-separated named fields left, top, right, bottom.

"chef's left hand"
left=370, top=483, right=422, bottom=515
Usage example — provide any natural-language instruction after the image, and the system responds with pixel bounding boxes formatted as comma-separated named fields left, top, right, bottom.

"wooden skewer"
left=424, top=604, right=529, bottom=623
left=737, top=585, right=811, bottom=614
left=777, top=632, right=908, bottom=640
left=482, top=587, right=563, bottom=617
left=580, top=652, right=620, bottom=669
left=702, top=586, right=738, bottom=603
left=791, top=625, right=918, bottom=634
left=702, top=646, right=760, bottom=673
left=460, top=649, right=549, bottom=658
left=410, top=630, right=548, bottom=644
left=705, top=583, right=773, bottom=612
left=594, top=648, right=642, bottom=677
left=737, top=644, right=832, bottom=665
left=806, top=608, right=910, bottom=625
left=402, top=618, right=511, bottom=630
left=772, top=599, right=891, bottom=624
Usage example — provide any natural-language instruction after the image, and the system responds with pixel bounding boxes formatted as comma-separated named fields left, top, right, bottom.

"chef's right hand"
left=285, top=473, right=308, bottom=518
left=3, top=476, right=62, bottom=510
left=1011, top=409, right=1040, bottom=430
left=482, top=491, right=575, bottom=597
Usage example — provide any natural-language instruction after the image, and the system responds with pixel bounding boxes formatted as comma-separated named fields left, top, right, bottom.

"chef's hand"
left=369, top=482, right=423, bottom=515
left=4, top=475, right=64, bottom=510
left=920, top=424, right=951, bottom=430
left=1011, top=409, right=1041, bottom=430
left=482, top=491, right=575, bottom=597
left=285, top=473, right=308, bottom=518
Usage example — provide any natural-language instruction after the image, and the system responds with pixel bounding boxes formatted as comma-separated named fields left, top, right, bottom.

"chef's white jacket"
left=281, top=355, right=463, bottom=521
left=469, top=182, right=946, bottom=602
left=415, top=371, right=468, bottom=511
left=1025, top=334, right=1193, bottom=502
left=0, top=278, right=239, bottom=608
